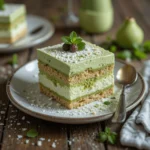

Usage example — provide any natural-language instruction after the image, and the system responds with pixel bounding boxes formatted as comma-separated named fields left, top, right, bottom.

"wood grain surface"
left=0, top=0, right=149, bottom=149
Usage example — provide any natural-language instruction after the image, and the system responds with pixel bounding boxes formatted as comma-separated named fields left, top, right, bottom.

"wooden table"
left=0, top=0, right=149, bottom=149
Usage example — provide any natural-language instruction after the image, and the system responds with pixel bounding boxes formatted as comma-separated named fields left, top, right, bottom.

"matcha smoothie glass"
left=79, top=0, right=114, bottom=33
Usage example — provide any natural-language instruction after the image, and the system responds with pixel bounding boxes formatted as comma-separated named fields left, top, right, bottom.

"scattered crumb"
left=68, top=140, right=72, bottom=145
left=27, top=121, right=30, bottom=124
left=52, top=142, right=56, bottom=148
left=17, top=123, right=21, bottom=126
left=22, top=128, right=27, bottom=131
left=8, top=135, right=11, bottom=138
left=17, top=135, right=23, bottom=139
left=32, top=142, right=35, bottom=146
left=39, top=137, right=45, bottom=141
left=22, top=116, right=25, bottom=120
left=1, top=111, right=5, bottom=114
left=25, top=139, right=29, bottom=144
left=0, top=123, right=4, bottom=125
left=48, top=139, right=51, bottom=142
left=37, top=140, right=42, bottom=146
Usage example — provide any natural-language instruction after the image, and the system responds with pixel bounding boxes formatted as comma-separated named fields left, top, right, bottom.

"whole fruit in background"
left=116, top=18, right=144, bottom=48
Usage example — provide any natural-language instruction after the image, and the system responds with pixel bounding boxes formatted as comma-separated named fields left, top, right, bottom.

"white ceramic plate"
left=6, top=60, right=146, bottom=124
left=0, top=15, right=54, bottom=53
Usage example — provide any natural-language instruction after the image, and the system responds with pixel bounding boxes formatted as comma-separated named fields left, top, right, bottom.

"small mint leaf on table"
left=103, top=101, right=111, bottom=105
left=12, top=54, right=18, bottom=65
left=99, top=132, right=107, bottom=142
left=26, top=129, right=38, bottom=138
left=98, top=127, right=117, bottom=145
left=105, top=127, right=111, bottom=134
left=108, top=135, right=116, bottom=144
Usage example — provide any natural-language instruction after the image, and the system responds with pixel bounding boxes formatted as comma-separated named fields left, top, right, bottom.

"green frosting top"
left=37, top=41, right=114, bottom=76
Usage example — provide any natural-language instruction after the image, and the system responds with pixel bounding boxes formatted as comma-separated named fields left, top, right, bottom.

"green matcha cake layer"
left=37, top=42, right=114, bottom=76
left=40, top=83, right=113, bottom=109
left=39, top=73, right=114, bottom=101
left=0, top=21, right=27, bottom=38
left=39, top=70, right=113, bottom=87
left=38, top=61, right=114, bottom=84
left=0, top=4, right=26, bottom=23
left=0, top=15, right=26, bottom=30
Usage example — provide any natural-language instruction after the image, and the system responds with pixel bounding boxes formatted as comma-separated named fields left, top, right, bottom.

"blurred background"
left=1, top=0, right=150, bottom=76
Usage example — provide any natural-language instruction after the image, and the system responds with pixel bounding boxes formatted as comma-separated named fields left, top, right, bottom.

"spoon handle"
left=112, top=86, right=126, bottom=123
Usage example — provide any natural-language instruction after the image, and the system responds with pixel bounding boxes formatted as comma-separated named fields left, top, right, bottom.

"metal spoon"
left=112, top=64, right=137, bottom=123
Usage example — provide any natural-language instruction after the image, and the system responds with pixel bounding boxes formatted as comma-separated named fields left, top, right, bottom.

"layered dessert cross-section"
left=0, top=4, right=27, bottom=43
left=37, top=34, right=114, bottom=109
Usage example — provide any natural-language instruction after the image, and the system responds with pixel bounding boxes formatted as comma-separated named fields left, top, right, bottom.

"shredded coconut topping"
left=42, top=43, right=102, bottom=64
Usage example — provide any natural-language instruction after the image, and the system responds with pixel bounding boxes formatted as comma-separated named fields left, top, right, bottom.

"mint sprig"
left=98, top=127, right=117, bottom=144
left=61, top=31, right=85, bottom=51
left=26, top=129, right=38, bottom=138
left=0, top=0, right=5, bottom=10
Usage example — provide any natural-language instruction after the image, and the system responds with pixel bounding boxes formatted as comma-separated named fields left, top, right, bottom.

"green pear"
left=116, top=18, right=144, bottom=48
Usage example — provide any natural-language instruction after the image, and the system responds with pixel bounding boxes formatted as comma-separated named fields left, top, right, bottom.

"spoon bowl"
left=112, top=64, right=137, bottom=123
left=116, top=64, right=137, bottom=86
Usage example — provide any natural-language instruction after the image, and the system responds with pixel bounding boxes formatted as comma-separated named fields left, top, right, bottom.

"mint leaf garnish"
left=61, top=31, right=85, bottom=51
left=61, top=36, right=71, bottom=44
left=0, top=0, right=4, bottom=10
left=98, top=127, right=117, bottom=145
left=26, top=129, right=38, bottom=138
left=77, top=42, right=85, bottom=50
left=70, top=31, right=77, bottom=39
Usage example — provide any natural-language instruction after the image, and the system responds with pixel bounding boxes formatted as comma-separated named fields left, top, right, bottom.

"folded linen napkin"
left=120, top=61, right=150, bottom=150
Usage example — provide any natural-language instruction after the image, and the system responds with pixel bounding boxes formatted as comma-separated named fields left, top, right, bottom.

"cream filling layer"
left=39, top=74, right=114, bottom=101
left=0, top=21, right=27, bottom=38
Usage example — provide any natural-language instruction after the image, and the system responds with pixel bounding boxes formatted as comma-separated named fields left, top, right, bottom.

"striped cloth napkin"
left=120, top=61, right=150, bottom=150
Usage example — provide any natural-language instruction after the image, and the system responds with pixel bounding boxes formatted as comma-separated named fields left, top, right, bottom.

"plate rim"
left=6, top=59, right=146, bottom=124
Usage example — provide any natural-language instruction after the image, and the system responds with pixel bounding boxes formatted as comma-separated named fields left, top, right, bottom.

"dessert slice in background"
left=0, top=4, right=27, bottom=44
left=37, top=33, right=114, bottom=109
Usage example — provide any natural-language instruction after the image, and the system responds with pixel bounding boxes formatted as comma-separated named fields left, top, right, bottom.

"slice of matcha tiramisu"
left=37, top=31, right=114, bottom=109
left=0, top=3, right=27, bottom=43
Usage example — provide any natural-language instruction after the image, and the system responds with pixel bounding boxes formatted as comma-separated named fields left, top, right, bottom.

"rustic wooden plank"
left=69, top=123, right=105, bottom=150
left=1, top=104, right=68, bottom=150
left=0, top=36, right=69, bottom=150
left=0, top=50, right=29, bottom=149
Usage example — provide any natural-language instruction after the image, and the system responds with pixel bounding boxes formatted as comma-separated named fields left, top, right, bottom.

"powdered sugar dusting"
left=41, top=42, right=102, bottom=64
left=22, top=82, right=121, bottom=118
